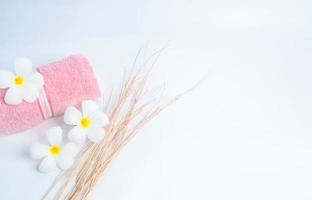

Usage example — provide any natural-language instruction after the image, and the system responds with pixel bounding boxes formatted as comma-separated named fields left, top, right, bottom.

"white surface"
left=0, top=0, right=312, bottom=199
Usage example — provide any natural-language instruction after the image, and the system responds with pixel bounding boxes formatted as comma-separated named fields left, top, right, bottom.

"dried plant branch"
left=42, top=49, right=201, bottom=200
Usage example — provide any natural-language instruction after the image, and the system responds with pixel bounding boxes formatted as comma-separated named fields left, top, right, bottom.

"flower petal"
left=64, top=107, right=82, bottom=125
left=56, top=153, right=74, bottom=170
left=68, top=126, right=86, bottom=144
left=0, top=70, right=14, bottom=88
left=47, top=126, right=63, bottom=145
left=89, top=112, right=109, bottom=127
left=63, top=143, right=79, bottom=157
left=4, top=87, right=25, bottom=105
left=82, top=100, right=99, bottom=116
left=38, top=156, right=57, bottom=173
left=29, top=144, right=50, bottom=159
left=23, top=85, right=39, bottom=103
left=27, top=72, right=44, bottom=89
left=14, top=57, right=33, bottom=77
left=87, top=126, right=105, bottom=143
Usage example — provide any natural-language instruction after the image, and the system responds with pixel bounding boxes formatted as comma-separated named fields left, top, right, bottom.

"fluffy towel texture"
left=0, top=54, right=100, bottom=136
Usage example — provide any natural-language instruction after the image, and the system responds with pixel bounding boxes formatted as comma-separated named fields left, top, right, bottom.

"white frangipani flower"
left=64, top=100, right=109, bottom=144
left=0, top=58, right=44, bottom=105
left=30, top=126, right=78, bottom=173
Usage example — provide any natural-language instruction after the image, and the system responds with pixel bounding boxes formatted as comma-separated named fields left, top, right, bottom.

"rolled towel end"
left=0, top=54, right=101, bottom=135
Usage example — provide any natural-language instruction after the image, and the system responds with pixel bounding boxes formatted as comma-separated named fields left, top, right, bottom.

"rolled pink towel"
left=0, top=54, right=100, bottom=135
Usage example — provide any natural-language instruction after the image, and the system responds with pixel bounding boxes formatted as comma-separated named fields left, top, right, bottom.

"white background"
left=0, top=0, right=312, bottom=199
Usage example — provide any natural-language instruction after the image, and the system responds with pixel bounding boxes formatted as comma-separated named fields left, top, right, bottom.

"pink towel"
left=0, top=54, right=100, bottom=136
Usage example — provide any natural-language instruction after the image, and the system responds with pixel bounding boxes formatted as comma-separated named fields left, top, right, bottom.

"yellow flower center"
left=14, top=76, right=25, bottom=86
left=49, top=145, right=61, bottom=156
left=80, top=117, right=91, bottom=129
